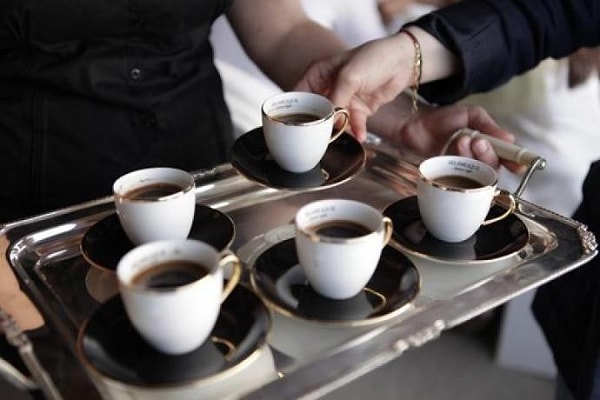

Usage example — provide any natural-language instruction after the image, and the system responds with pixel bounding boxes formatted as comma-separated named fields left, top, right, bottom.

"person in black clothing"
left=532, top=165, right=600, bottom=400
left=0, top=1, right=520, bottom=397
left=0, top=0, right=510, bottom=224
left=0, top=0, right=352, bottom=223
left=298, top=0, right=600, bottom=398
left=298, top=0, right=599, bottom=162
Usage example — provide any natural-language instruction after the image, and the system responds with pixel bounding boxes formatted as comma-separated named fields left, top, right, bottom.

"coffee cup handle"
left=482, top=190, right=516, bottom=226
left=218, top=251, right=242, bottom=302
left=329, top=107, right=350, bottom=143
left=382, top=216, right=394, bottom=246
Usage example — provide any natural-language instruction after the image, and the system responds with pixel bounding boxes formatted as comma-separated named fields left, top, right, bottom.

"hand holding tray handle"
left=442, top=128, right=547, bottom=198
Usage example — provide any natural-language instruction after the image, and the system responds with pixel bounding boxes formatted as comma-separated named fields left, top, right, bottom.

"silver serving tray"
left=1, top=139, right=596, bottom=400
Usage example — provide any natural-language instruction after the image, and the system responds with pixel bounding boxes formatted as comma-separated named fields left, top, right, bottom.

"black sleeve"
left=407, top=0, right=600, bottom=104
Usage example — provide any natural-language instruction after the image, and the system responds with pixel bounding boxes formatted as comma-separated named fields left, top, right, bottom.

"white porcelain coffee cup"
left=113, top=167, right=196, bottom=245
left=261, top=91, right=349, bottom=173
left=116, top=239, right=242, bottom=355
left=294, top=199, right=393, bottom=300
left=417, top=155, right=516, bottom=243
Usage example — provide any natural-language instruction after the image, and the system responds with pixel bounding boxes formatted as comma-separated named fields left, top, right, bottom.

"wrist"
left=398, top=28, right=422, bottom=114
left=401, top=26, right=460, bottom=82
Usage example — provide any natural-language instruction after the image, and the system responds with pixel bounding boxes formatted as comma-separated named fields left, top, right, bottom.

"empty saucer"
left=230, top=127, right=365, bottom=191
left=250, top=238, right=420, bottom=326
left=383, top=196, right=529, bottom=264
left=81, top=204, right=235, bottom=272
left=77, top=284, right=271, bottom=385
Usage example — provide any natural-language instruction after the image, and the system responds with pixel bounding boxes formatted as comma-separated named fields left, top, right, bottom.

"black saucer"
left=230, top=127, right=365, bottom=191
left=81, top=204, right=235, bottom=272
left=250, top=238, right=420, bottom=326
left=383, top=196, right=529, bottom=264
left=77, top=285, right=270, bottom=385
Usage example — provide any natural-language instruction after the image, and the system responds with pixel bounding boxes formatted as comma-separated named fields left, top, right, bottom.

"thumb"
left=328, top=75, right=359, bottom=110
left=295, top=55, right=344, bottom=96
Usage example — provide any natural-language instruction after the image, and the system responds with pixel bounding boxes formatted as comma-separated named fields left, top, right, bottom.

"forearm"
left=258, top=21, right=347, bottom=91
left=226, top=0, right=347, bottom=91
left=365, top=27, right=460, bottom=141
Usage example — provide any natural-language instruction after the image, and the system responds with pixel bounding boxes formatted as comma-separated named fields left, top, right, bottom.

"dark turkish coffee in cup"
left=312, top=220, right=371, bottom=239
left=434, top=175, right=482, bottom=189
left=124, top=183, right=183, bottom=201
left=131, top=260, right=209, bottom=289
left=274, top=112, right=321, bottom=124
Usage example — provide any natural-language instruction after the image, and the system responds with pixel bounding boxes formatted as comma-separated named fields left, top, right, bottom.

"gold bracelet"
left=399, top=28, right=422, bottom=114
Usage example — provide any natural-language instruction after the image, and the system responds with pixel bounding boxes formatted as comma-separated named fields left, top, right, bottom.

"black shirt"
left=0, top=0, right=233, bottom=221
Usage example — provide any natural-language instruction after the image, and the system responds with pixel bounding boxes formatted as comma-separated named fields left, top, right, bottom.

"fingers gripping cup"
left=116, top=239, right=242, bottom=355
left=294, top=199, right=393, bottom=300
left=417, top=155, right=516, bottom=243
left=113, top=167, right=196, bottom=245
left=262, top=91, right=350, bottom=173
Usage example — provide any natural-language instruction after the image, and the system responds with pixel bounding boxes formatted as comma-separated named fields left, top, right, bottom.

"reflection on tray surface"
left=81, top=204, right=235, bottom=272
left=230, top=127, right=365, bottom=191
left=77, top=285, right=270, bottom=385
left=250, top=238, right=420, bottom=325
left=384, top=196, right=529, bottom=263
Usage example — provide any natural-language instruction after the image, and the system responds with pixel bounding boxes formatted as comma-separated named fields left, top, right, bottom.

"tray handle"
left=0, top=307, right=63, bottom=400
left=441, top=128, right=547, bottom=198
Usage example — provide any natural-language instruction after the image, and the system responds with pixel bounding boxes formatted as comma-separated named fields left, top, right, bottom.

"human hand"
left=295, top=34, right=414, bottom=142
left=370, top=98, right=524, bottom=174
left=0, top=237, right=44, bottom=331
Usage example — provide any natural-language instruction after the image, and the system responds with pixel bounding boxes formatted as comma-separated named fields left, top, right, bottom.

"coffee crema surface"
left=124, top=183, right=183, bottom=201
left=131, top=260, right=209, bottom=289
left=311, top=220, right=371, bottom=239
left=273, top=112, right=321, bottom=124
left=433, top=175, right=482, bottom=189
